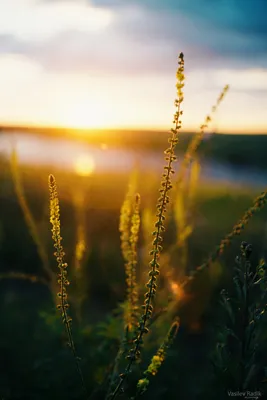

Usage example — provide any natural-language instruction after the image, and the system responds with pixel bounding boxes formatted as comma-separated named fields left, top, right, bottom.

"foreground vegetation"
left=1, top=53, right=267, bottom=400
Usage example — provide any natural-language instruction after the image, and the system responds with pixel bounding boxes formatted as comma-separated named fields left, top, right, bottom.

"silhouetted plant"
left=211, top=241, right=267, bottom=394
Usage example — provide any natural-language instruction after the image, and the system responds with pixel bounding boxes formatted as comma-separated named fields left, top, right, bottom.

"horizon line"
left=0, top=122, right=267, bottom=136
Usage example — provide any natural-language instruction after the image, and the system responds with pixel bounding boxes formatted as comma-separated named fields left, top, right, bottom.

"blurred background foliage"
left=1, top=132, right=267, bottom=399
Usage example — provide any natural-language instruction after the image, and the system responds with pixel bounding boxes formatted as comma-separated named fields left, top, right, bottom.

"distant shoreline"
left=0, top=125, right=202, bottom=148
left=0, top=125, right=266, bottom=146
left=2, top=125, right=267, bottom=171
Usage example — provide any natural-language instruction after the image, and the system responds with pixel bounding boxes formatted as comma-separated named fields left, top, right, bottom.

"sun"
left=64, top=101, right=106, bottom=129
left=73, top=155, right=95, bottom=176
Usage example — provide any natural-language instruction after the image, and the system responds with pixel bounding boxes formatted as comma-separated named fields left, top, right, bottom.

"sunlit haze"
left=73, top=154, right=96, bottom=176
left=0, top=0, right=266, bottom=133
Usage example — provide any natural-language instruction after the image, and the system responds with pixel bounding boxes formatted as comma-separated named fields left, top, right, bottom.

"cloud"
left=0, top=0, right=266, bottom=78
left=93, top=0, right=267, bottom=38
left=0, top=0, right=266, bottom=132
left=0, top=0, right=266, bottom=77
left=93, top=0, right=267, bottom=64
left=0, top=3, right=181, bottom=75
left=0, top=0, right=113, bottom=42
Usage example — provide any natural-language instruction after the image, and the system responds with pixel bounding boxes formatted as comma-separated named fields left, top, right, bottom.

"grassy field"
left=1, top=130, right=267, bottom=400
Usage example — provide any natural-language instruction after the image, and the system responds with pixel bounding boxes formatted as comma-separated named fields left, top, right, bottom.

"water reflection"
left=0, top=131, right=163, bottom=173
left=1, top=131, right=267, bottom=188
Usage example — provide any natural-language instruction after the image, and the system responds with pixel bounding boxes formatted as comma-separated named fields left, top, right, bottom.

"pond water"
left=0, top=131, right=267, bottom=188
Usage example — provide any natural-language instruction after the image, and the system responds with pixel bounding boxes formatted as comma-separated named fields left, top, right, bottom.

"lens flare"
left=73, top=155, right=95, bottom=176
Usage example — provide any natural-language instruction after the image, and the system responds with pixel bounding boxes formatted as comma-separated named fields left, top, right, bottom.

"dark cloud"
left=93, top=0, right=267, bottom=36
left=169, top=0, right=267, bottom=37
left=93, top=0, right=267, bottom=61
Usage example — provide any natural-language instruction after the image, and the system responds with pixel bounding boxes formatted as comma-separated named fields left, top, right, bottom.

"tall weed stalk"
left=48, top=174, right=88, bottom=398
left=110, top=51, right=185, bottom=400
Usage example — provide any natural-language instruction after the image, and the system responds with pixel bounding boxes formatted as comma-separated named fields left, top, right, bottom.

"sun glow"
left=73, top=155, right=95, bottom=176
left=64, top=101, right=108, bottom=129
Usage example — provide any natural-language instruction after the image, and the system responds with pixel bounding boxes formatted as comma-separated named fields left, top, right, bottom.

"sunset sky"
left=0, top=0, right=266, bottom=133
